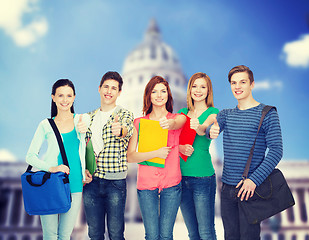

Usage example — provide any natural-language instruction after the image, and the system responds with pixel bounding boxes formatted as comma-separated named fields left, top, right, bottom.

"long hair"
left=187, top=72, right=214, bottom=111
left=142, top=76, right=173, bottom=116
left=51, top=79, right=76, bottom=118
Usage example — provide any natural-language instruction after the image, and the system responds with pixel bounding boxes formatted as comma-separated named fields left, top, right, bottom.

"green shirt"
left=177, top=107, right=219, bottom=177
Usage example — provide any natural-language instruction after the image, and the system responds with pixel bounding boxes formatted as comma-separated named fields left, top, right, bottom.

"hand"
left=190, top=120, right=200, bottom=131
left=209, top=118, right=220, bottom=139
left=77, top=115, right=87, bottom=133
left=83, top=169, right=93, bottom=184
left=111, top=115, right=122, bottom=136
left=236, top=178, right=256, bottom=201
left=190, top=111, right=200, bottom=131
left=156, top=147, right=172, bottom=159
left=179, top=144, right=194, bottom=157
left=159, top=116, right=173, bottom=129
left=49, top=164, right=70, bottom=174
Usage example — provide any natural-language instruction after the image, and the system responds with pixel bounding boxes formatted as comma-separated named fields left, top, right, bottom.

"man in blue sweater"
left=207, top=65, right=283, bottom=239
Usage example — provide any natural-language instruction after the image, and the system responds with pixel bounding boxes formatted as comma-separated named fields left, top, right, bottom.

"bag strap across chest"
left=242, top=105, right=276, bottom=179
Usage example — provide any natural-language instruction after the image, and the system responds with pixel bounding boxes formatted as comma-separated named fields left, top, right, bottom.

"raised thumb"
left=79, top=115, right=83, bottom=122
left=114, top=115, right=119, bottom=123
left=214, top=118, right=218, bottom=126
left=194, top=109, right=197, bottom=118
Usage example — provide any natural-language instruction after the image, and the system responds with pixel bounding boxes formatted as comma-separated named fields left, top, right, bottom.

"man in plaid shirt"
left=83, top=71, right=134, bottom=240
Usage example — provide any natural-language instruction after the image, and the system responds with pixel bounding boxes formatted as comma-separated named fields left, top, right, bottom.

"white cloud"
left=253, top=80, right=283, bottom=91
left=0, top=0, right=48, bottom=47
left=0, top=149, right=17, bottom=162
left=282, top=34, right=309, bottom=68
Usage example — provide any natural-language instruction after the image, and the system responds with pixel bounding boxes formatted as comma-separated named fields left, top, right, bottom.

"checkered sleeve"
left=93, top=108, right=134, bottom=178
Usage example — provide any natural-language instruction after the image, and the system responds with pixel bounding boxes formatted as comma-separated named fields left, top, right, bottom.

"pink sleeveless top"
left=134, top=112, right=183, bottom=191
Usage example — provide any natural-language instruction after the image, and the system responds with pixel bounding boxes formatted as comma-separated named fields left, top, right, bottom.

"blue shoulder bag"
left=21, top=119, right=71, bottom=215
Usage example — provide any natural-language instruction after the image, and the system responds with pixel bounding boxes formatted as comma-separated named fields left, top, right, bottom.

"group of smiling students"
left=26, top=64, right=283, bottom=240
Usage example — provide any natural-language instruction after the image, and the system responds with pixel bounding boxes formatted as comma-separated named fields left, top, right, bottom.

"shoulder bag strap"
left=242, top=105, right=277, bottom=179
left=48, top=118, right=70, bottom=168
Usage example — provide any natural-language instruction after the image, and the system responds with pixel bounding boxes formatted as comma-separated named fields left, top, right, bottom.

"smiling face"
left=230, top=72, right=254, bottom=101
left=51, top=85, right=75, bottom=112
left=98, top=79, right=121, bottom=108
left=191, top=77, right=208, bottom=103
left=150, top=83, right=168, bottom=107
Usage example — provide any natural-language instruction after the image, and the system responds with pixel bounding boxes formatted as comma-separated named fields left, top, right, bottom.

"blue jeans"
left=83, top=177, right=127, bottom=240
left=221, top=183, right=261, bottom=240
left=137, top=182, right=182, bottom=240
left=180, top=175, right=217, bottom=240
left=40, top=192, right=82, bottom=240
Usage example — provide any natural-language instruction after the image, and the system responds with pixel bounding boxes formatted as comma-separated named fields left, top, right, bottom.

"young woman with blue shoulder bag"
left=25, top=79, right=92, bottom=240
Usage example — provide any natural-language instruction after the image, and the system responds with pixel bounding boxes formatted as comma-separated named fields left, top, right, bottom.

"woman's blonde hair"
left=187, top=72, right=214, bottom=111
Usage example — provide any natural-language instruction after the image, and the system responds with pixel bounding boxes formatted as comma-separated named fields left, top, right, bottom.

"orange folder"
left=138, top=118, right=168, bottom=168
left=179, top=113, right=196, bottom=162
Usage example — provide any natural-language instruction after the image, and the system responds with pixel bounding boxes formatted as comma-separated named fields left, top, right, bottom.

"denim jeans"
left=40, top=192, right=82, bottom=240
left=221, top=183, right=261, bottom=240
left=83, top=177, right=127, bottom=240
left=180, top=174, right=217, bottom=240
left=137, top=182, right=182, bottom=240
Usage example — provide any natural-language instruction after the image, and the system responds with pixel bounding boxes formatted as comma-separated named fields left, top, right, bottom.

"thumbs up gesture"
left=209, top=118, right=220, bottom=139
left=159, top=116, right=172, bottom=129
left=77, top=115, right=87, bottom=133
left=190, top=110, right=199, bottom=131
left=111, top=115, right=122, bottom=136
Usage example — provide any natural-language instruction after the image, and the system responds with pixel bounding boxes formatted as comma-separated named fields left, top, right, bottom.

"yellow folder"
left=138, top=118, right=168, bottom=168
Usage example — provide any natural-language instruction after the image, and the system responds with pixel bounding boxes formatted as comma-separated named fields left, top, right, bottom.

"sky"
left=0, top=0, right=308, bottom=161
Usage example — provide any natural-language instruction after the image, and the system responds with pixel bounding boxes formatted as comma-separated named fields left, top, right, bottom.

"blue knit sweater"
left=207, top=103, right=283, bottom=186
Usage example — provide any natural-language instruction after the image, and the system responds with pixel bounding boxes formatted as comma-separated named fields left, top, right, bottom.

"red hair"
left=143, top=76, right=173, bottom=115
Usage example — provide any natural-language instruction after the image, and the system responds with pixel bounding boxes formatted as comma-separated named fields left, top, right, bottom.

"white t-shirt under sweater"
left=90, top=106, right=116, bottom=156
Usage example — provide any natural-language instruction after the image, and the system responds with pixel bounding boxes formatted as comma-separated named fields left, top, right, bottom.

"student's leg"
left=137, top=188, right=160, bottom=240
left=193, top=174, right=217, bottom=240
left=239, top=204, right=261, bottom=240
left=180, top=177, right=200, bottom=240
left=220, top=183, right=240, bottom=240
left=40, top=214, right=59, bottom=240
left=83, top=177, right=106, bottom=240
left=106, top=179, right=126, bottom=240
left=159, top=182, right=182, bottom=240
left=58, top=192, right=82, bottom=240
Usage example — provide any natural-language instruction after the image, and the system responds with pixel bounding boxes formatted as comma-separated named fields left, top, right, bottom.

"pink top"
left=134, top=112, right=183, bottom=191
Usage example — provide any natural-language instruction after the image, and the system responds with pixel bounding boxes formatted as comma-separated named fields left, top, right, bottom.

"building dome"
left=122, top=19, right=184, bottom=76
left=118, top=19, right=187, bottom=117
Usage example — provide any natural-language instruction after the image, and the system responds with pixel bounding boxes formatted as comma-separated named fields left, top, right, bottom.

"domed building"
left=118, top=19, right=187, bottom=117
left=2, top=19, right=307, bottom=240
left=119, top=18, right=221, bottom=227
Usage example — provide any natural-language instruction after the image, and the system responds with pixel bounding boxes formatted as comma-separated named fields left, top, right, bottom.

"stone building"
left=1, top=19, right=308, bottom=240
left=118, top=18, right=187, bottom=117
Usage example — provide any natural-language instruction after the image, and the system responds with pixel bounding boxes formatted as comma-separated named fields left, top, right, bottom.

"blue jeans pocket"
left=111, top=179, right=127, bottom=191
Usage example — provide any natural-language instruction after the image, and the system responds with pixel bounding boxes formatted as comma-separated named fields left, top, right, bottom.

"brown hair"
left=228, top=65, right=254, bottom=84
left=99, top=71, right=123, bottom=91
left=51, top=79, right=75, bottom=118
left=143, top=76, right=173, bottom=115
left=187, top=72, right=214, bottom=111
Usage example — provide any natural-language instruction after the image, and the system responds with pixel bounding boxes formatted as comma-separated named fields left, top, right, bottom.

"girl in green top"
left=178, top=72, right=218, bottom=240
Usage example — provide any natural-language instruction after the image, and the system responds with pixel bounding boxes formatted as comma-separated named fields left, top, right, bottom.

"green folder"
left=85, top=139, right=96, bottom=175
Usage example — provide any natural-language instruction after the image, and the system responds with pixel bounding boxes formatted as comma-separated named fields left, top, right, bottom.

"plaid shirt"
left=86, top=106, right=134, bottom=179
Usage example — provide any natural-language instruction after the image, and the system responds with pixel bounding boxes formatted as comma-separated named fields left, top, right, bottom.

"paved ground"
left=116, top=218, right=224, bottom=240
